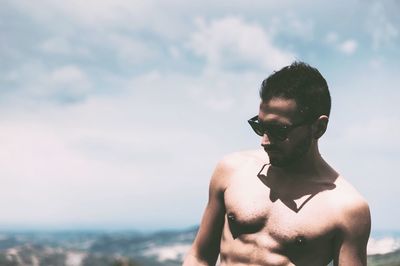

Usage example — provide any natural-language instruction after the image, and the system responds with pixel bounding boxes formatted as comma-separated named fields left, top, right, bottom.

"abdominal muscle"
left=219, top=228, right=295, bottom=266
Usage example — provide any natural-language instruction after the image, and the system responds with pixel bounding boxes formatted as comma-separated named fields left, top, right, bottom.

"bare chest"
left=223, top=175, right=338, bottom=259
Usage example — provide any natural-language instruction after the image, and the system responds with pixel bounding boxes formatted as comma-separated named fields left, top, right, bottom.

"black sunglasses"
left=248, top=115, right=310, bottom=141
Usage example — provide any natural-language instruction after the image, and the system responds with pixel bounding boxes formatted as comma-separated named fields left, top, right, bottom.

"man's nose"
left=261, top=133, right=270, bottom=147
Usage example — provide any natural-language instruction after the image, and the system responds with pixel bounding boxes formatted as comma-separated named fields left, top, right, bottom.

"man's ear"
left=312, top=115, right=329, bottom=139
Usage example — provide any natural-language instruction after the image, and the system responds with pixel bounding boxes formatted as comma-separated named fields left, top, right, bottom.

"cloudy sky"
left=0, top=0, right=399, bottom=232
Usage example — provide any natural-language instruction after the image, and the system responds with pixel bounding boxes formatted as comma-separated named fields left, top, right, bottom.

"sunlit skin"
left=183, top=97, right=371, bottom=266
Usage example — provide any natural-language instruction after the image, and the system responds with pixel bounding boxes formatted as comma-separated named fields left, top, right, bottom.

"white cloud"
left=39, top=65, right=92, bottom=100
left=269, top=13, right=314, bottom=41
left=11, top=0, right=152, bottom=27
left=3, top=64, right=92, bottom=103
left=204, top=97, right=235, bottom=112
left=368, top=57, right=384, bottom=69
left=107, top=34, right=159, bottom=64
left=40, top=36, right=90, bottom=56
left=0, top=68, right=259, bottom=228
left=188, top=16, right=295, bottom=72
left=323, top=33, right=358, bottom=55
left=8, top=0, right=189, bottom=41
left=327, top=67, right=400, bottom=153
left=169, top=46, right=182, bottom=60
left=340, top=117, right=400, bottom=151
left=325, top=32, right=339, bottom=44
left=0, top=103, right=200, bottom=226
left=338, top=39, right=358, bottom=55
left=286, top=16, right=314, bottom=40
left=367, top=2, right=399, bottom=49
left=2, top=0, right=400, bottom=232
left=51, top=65, right=90, bottom=85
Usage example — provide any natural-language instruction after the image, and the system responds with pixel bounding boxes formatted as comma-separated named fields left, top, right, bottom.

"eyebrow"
left=257, top=117, right=291, bottom=127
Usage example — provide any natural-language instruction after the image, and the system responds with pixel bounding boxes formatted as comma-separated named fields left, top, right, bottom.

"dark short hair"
left=260, top=61, right=331, bottom=121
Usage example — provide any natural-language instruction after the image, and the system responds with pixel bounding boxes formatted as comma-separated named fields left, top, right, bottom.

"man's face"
left=258, top=97, right=313, bottom=167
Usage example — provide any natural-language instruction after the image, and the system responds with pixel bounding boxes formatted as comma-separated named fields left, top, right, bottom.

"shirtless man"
left=183, top=62, right=371, bottom=266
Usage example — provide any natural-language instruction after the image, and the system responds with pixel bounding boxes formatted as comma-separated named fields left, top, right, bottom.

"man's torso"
left=218, top=150, right=355, bottom=266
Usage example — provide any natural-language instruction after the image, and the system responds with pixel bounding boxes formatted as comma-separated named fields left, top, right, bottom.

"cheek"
left=285, top=130, right=312, bottom=151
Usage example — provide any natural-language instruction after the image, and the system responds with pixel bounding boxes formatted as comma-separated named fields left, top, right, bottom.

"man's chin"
left=269, top=157, right=286, bottom=167
left=270, top=161, right=285, bottom=167
left=269, top=154, right=296, bottom=167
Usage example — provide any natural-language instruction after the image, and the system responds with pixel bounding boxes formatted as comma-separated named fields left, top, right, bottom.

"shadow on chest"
left=224, top=178, right=335, bottom=244
left=224, top=196, right=335, bottom=265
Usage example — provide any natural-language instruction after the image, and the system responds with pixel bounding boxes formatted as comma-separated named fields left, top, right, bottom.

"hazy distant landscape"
left=0, top=228, right=399, bottom=266
left=0, top=228, right=195, bottom=266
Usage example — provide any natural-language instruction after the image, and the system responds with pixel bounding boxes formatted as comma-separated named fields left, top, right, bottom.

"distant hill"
left=0, top=227, right=399, bottom=266
left=0, top=228, right=197, bottom=266
left=368, top=249, right=400, bottom=266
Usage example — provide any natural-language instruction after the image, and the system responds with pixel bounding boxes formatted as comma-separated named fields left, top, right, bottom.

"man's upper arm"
left=183, top=158, right=231, bottom=266
left=334, top=199, right=371, bottom=266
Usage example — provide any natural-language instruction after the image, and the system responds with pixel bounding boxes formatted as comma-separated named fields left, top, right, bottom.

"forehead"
left=258, top=97, right=301, bottom=123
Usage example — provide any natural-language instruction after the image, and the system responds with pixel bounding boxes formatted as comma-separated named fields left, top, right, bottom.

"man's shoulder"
left=219, top=149, right=267, bottom=167
left=331, top=176, right=371, bottom=232
left=333, top=176, right=368, bottom=206
left=210, top=149, right=267, bottom=190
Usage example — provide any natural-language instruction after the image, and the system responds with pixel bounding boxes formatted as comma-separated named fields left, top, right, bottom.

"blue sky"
left=0, top=0, right=399, bottom=232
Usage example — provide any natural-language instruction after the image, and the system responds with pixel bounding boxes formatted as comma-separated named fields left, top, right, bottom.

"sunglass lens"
left=251, top=123, right=264, bottom=136
left=268, top=126, right=287, bottom=141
